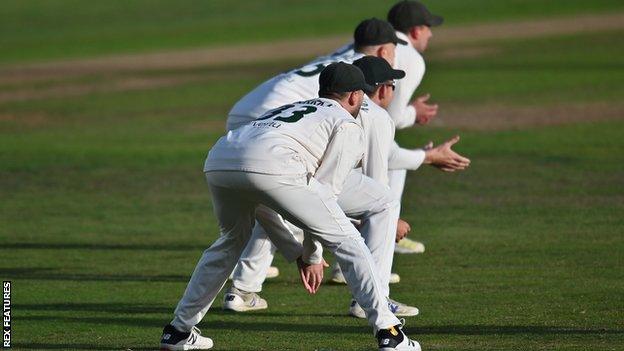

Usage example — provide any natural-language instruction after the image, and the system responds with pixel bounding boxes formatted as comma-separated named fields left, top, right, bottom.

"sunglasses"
left=376, top=81, right=396, bottom=91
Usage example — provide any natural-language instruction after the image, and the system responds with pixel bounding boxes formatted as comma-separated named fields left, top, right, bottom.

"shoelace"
left=397, top=319, right=417, bottom=347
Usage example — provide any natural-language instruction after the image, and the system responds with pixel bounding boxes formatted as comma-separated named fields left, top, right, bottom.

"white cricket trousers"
left=171, top=171, right=400, bottom=333
left=387, top=169, right=407, bottom=210
left=232, top=171, right=399, bottom=297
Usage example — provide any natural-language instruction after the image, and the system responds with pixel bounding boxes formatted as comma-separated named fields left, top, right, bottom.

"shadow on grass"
left=18, top=314, right=623, bottom=336
left=406, top=325, right=624, bottom=336
left=19, top=315, right=369, bottom=334
left=0, top=242, right=201, bottom=251
left=0, top=267, right=189, bottom=282
left=13, top=343, right=155, bottom=350
left=15, top=303, right=172, bottom=314
left=14, top=302, right=346, bottom=318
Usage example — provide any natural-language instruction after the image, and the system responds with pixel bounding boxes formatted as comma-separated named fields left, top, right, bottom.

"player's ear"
left=348, top=91, right=358, bottom=106
left=409, top=26, right=419, bottom=40
left=376, top=45, right=386, bottom=59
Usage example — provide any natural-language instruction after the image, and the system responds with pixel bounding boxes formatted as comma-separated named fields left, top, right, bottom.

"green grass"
left=1, top=3, right=624, bottom=350
left=2, top=0, right=624, bottom=64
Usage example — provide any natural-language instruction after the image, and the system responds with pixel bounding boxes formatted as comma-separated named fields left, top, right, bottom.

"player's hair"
left=319, top=91, right=349, bottom=100
left=354, top=44, right=380, bottom=55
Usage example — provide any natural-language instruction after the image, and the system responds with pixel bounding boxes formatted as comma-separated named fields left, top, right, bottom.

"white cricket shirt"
left=227, top=44, right=364, bottom=130
left=386, top=31, right=426, bottom=129
left=206, top=98, right=364, bottom=196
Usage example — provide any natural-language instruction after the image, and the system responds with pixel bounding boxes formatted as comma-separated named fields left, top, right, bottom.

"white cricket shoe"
left=377, top=322, right=421, bottom=351
left=394, top=238, right=425, bottom=254
left=334, top=268, right=400, bottom=285
left=160, top=325, right=213, bottom=350
left=349, top=298, right=419, bottom=319
left=222, top=287, right=268, bottom=312
left=349, top=299, right=367, bottom=318
left=266, top=266, right=279, bottom=279
left=387, top=298, right=419, bottom=317
left=330, top=264, right=347, bottom=284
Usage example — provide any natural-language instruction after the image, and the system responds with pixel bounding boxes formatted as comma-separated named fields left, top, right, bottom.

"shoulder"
left=361, top=99, right=393, bottom=125
left=396, top=42, right=424, bottom=65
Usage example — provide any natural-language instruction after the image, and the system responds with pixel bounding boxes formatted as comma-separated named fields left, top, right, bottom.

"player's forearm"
left=388, top=142, right=426, bottom=171
left=302, top=235, right=323, bottom=265
left=393, top=105, right=417, bottom=129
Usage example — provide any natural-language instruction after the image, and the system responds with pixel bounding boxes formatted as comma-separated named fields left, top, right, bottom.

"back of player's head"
left=387, top=0, right=444, bottom=33
left=353, top=18, right=407, bottom=50
left=318, top=62, right=374, bottom=97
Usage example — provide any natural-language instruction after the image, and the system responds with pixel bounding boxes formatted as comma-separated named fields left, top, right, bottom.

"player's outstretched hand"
left=396, top=218, right=411, bottom=243
left=412, top=93, right=438, bottom=125
left=424, top=135, right=471, bottom=172
left=297, top=257, right=329, bottom=294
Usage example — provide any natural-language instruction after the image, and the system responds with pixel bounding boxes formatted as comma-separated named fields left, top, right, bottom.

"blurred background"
left=1, top=1, right=623, bottom=350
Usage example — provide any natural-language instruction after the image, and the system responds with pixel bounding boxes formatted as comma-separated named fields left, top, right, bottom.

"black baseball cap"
left=352, top=56, right=405, bottom=87
left=387, top=1, right=444, bottom=32
left=354, top=18, right=408, bottom=47
left=318, top=62, right=375, bottom=95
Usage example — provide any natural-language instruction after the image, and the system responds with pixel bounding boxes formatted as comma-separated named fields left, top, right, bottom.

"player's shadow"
left=17, top=314, right=624, bottom=336
left=14, top=302, right=172, bottom=315
left=13, top=343, right=156, bottom=350
left=19, top=314, right=370, bottom=334
left=404, top=324, right=624, bottom=336
left=0, top=242, right=201, bottom=251
left=0, top=267, right=190, bottom=283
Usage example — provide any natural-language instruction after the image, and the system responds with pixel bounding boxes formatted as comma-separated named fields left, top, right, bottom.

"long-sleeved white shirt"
left=359, top=97, right=427, bottom=179
left=227, top=44, right=363, bottom=131
left=386, top=31, right=426, bottom=130
left=357, top=97, right=395, bottom=187
left=206, top=98, right=364, bottom=195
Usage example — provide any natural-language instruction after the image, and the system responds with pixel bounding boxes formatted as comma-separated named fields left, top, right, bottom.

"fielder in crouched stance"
left=160, top=63, right=421, bottom=351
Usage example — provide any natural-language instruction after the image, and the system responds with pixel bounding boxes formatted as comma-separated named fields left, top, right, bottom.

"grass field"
left=1, top=1, right=623, bottom=350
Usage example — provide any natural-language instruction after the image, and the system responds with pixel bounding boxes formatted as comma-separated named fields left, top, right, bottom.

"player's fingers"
left=455, top=158, right=470, bottom=167
left=322, top=259, right=330, bottom=268
left=419, top=93, right=431, bottom=102
left=315, top=274, right=322, bottom=292
left=310, top=274, right=318, bottom=293
left=300, top=272, right=312, bottom=293
left=447, top=135, right=460, bottom=146
left=454, top=154, right=470, bottom=164
left=301, top=269, right=314, bottom=292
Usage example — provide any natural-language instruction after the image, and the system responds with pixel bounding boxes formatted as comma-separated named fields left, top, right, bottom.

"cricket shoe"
left=160, top=324, right=213, bottom=350
left=222, top=286, right=268, bottom=312
left=394, top=238, right=425, bottom=254
left=388, top=298, right=419, bottom=317
left=266, top=266, right=279, bottom=279
left=377, top=322, right=421, bottom=351
left=330, top=264, right=347, bottom=284
left=349, top=299, right=419, bottom=319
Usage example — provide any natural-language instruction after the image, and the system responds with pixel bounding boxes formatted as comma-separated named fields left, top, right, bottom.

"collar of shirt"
left=395, top=31, right=413, bottom=49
